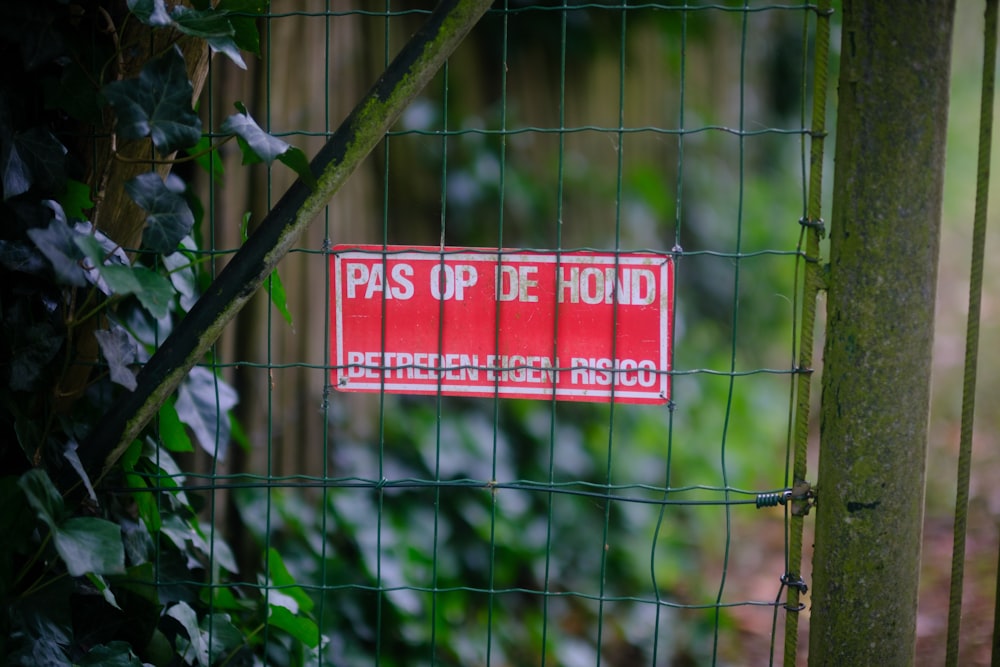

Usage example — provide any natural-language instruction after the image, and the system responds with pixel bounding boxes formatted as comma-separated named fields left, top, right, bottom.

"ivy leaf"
left=0, top=239, right=48, bottom=275
left=19, top=469, right=125, bottom=577
left=43, top=57, right=108, bottom=124
left=27, top=205, right=89, bottom=286
left=102, top=46, right=202, bottom=155
left=127, top=0, right=171, bottom=27
left=78, top=641, right=144, bottom=667
left=72, top=223, right=133, bottom=295
left=95, top=326, right=139, bottom=391
left=240, top=213, right=293, bottom=327
left=162, top=236, right=199, bottom=312
left=218, top=0, right=268, bottom=56
left=222, top=103, right=317, bottom=189
left=126, top=172, right=195, bottom=254
left=8, top=321, right=63, bottom=391
left=0, top=477, right=35, bottom=556
left=268, top=606, right=320, bottom=648
left=267, top=547, right=313, bottom=613
left=277, top=147, right=316, bottom=191
left=171, top=6, right=246, bottom=70
left=184, top=134, right=224, bottom=182
left=265, top=267, right=293, bottom=328
left=63, top=441, right=98, bottom=504
left=84, top=574, right=122, bottom=611
left=167, top=602, right=210, bottom=667
left=222, top=102, right=288, bottom=164
left=59, top=178, right=94, bottom=221
left=2, top=126, right=68, bottom=200
left=158, top=396, right=194, bottom=453
left=174, top=367, right=238, bottom=460
left=98, top=263, right=174, bottom=319
left=18, top=468, right=67, bottom=532
left=56, top=517, right=126, bottom=577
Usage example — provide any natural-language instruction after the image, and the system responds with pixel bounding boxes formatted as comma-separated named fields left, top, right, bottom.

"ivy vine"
left=0, top=1, right=319, bottom=664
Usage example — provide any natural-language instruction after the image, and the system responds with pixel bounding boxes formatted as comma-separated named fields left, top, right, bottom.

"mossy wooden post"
left=808, top=1, right=954, bottom=664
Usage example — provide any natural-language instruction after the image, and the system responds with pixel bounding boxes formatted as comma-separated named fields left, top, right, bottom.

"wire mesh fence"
left=171, top=2, right=829, bottom=665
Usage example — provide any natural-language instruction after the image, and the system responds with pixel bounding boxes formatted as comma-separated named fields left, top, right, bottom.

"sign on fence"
left=331, top=245, right=674, bottom=403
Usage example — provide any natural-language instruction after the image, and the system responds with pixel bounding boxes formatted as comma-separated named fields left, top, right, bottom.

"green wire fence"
left=176, top=2, right=831, bottom=665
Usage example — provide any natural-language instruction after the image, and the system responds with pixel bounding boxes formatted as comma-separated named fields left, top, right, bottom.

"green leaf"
left=229, top=413, right=250, bottom=452
left=201, top=614, right=243, bottom=659
left=126, top=473, right=160, bottom=533
left=221, top=105, right=317, bottom=189
left=127, top=0, right=171, bottom=27
left=8, top=577, right=75, bottom=665
left=102, top=45, right=202, bottom=154
left=185, top=134, right=224, bottom=182
left=95, top=326, right=139, bottom=391
left=18, top=470, right=125, bottom=577
left=200, top=586, right=254, bottom=613
left=0, top=239, right=48, bottom=275
left=131, top=266, right=175, bottom=319
left=162, top=236, right=199, bottom=311
left=43, top=57, right=107, bottom=123
left=2, top=126, right=67, bottom=200
left=98, top=264, right=174, bottom=319
left=59, top=178, right=94, bottom=221
left=120, top=439, right=143, bottom=471
left=63, top=440, right=98, bottom=503
left=18, top=468, right=66, bottom=531
left=55, top=517, right=125, bottom=576
left=78, top=641, right=144, bottom=667
left=85, top=573, right=122, bottom=610
left=174, top=367, right=238, bottom=460
left=167, top=602, right=209, bottom=667
left=159, top=396, right=194, bottom=453
left=71, top=224, right=132, bottom=296
left=222, top=102, right=289, bottom=164
left=141, top=440, right=186, bottom=490
left=0, top=481, right=24, bottom=599
left=26, top=211, right=88, bottom=286
left=217, top=0, right=268, bottom=55
left=268, top=605, right=320, bottom=648
left=266, top=266, right=293, bottom=328
left=277, top=145, right=317, bottom=190
left=8, top=321, right=63, bottom=391
left=267, top=547, right=313, bottom=613
left=126, top=172, right=195, bottom=253
left=171, top=6, right=246, bottom=70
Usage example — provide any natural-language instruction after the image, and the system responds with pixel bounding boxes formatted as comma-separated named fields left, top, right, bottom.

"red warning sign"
left=331, top=245, right=673, bottom=404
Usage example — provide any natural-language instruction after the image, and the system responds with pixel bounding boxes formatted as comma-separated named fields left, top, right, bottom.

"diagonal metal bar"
left=80, top=0, right=493, bottom=480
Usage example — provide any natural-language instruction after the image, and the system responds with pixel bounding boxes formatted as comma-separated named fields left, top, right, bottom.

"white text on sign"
left=332, top=246, right=674, bottom=404
left=344, top=351, right=660, bottom=388
left=344, top=261, right=657, bottom=305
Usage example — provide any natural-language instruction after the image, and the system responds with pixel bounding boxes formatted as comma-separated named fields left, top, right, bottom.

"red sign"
left=331, top=245, right=673, bottom=404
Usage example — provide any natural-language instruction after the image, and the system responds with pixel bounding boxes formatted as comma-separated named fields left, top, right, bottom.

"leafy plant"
left=0, top=1, right=316, bottom=664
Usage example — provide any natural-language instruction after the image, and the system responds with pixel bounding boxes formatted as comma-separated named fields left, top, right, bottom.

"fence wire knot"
left=799, top=216, right=826, bottom=237
left=780, top=573, right=809, bottom=612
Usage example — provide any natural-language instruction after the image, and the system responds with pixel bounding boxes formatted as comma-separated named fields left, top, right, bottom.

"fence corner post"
left=809, top=0, right=956, bottom=664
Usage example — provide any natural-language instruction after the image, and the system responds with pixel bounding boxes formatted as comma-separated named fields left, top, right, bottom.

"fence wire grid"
left=161, top=2, right=831, bottom=665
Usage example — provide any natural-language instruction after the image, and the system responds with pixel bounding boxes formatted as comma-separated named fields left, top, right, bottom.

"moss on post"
left=808, top=1, right=955, bottom=664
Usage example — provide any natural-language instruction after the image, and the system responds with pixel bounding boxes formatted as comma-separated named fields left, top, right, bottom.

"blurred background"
left=180, top=1, right=999, bottom=664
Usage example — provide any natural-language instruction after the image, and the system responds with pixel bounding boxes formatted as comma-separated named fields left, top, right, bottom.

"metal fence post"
left=809, top=0, right=955, bottom=664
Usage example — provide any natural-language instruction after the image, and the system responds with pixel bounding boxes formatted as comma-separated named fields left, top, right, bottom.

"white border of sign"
left=333, top=247, right=672, bottom=403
